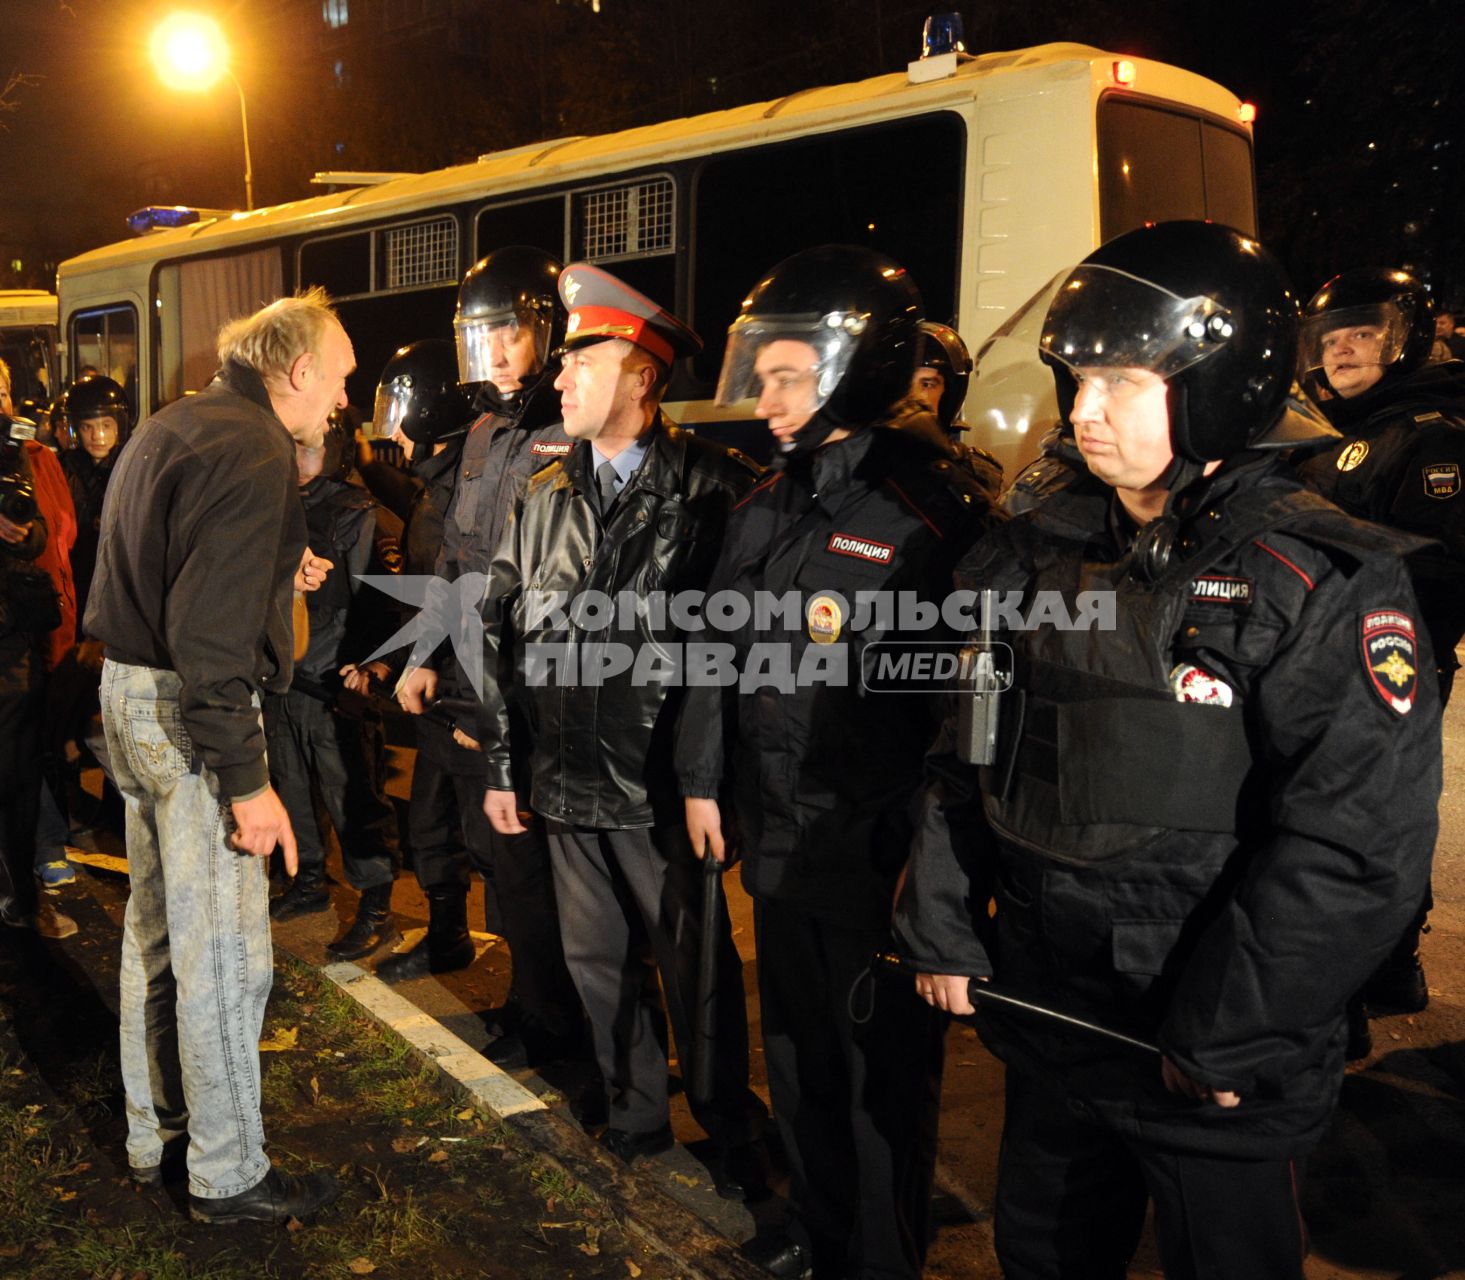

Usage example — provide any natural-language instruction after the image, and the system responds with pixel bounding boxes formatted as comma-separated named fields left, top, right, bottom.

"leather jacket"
left=478, top=414, right=759, bottom=828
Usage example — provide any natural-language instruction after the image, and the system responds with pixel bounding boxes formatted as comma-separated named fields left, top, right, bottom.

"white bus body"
left=56, top=42, right=1254, bottom=475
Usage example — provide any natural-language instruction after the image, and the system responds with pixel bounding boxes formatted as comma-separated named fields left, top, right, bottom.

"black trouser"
left=994, top=1070, right=1307, bottom=1280
left=0, top=649, right=43, bottom=917
left=409, top=737, right=581, bottom=1035
left=263, top=688, right=399, bottom=890
left=546, top=820, right=759, bottom=1144
left=754, top=898, right=944, bottom=1280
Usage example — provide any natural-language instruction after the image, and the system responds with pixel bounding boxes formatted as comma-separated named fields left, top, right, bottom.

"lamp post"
left=150, top=13, right=254, bottom=210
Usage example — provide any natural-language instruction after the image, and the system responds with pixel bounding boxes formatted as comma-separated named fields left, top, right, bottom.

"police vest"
left=977, top=482, right=1394, bottom=867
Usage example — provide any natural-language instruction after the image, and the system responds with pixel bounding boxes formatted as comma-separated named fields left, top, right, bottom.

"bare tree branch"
left=0, top=71, right=43, bottom=129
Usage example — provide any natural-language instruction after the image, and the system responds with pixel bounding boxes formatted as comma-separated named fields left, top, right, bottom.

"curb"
left=317, top=959, right=769, bottom=1280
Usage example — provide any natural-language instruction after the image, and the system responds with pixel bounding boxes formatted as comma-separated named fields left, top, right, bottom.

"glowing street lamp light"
left=150, top=13, right=255, bottom=210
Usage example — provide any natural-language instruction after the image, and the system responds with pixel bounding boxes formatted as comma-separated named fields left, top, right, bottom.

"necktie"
left=595, top=459, right=619, bottom=515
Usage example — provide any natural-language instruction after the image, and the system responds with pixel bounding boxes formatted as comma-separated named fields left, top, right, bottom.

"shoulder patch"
left=1361, top=610, right=1419, bottom=715
left=531, top=440, right=573, bottom=457
left=1423, top=461, right=1460, bottom=500
left=1336, top=440, right=1370, bottom=472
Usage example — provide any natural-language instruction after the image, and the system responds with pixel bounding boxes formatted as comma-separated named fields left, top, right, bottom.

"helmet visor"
left=372, top=379, right=412, bottom=440
left=453, top=312, right=550, bottom=386
left=1040, top=264, right=1235, bottom=379
left=714, top=311, right=864, bottom=410
left=1298, top=302, right=1411, bottom=377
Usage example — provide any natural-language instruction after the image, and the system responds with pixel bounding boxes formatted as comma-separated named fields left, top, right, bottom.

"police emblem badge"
left=1169, top=663, right=1234, bottom=707
left=807, top=594, right=843, bottom=644
left=1361, top=610, right=1418, bottom=714
left=1336, top=440, right=1370, bottom=472
left=1423, top=462, right=1461, bottom=500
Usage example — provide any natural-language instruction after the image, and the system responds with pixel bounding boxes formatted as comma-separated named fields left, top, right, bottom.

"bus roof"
left=0, top=290, right=59, bottom=327
left=59, top=42, right=1243, bottom=280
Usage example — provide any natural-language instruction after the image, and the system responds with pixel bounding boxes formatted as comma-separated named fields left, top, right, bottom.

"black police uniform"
left=676, top=405, right=993, bottom=1278
left=1296, top=360, right=1465, bottom=700
left=264, top=472, right=401, bottom=894
left=432, top=387, right=583, bottom=1043
left=895, top=449, right=1440, bottom=1278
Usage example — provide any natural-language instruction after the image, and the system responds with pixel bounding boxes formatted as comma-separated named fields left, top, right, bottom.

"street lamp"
left=150, top=12, right=255, bottom=210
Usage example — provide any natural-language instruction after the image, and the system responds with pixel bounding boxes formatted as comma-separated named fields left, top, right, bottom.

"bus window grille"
left=576, top=177, right=674, bottom=261
left=381, top=217, right=458, bottom=290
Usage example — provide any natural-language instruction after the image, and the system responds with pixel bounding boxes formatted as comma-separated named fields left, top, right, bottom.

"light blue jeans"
left=102, top=660, right=273, bottom=1199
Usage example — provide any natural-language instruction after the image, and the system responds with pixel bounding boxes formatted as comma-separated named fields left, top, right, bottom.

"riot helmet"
left=1298, top=268, right=1437, bottom=403
left=913, top=321, right=972, bottom=430
left=57, top=374, right=131, bottom=458
left=716, top=244, right=925, bottom=443
left=454, top=246, right=566, bottom=406
left=373, top=340, right=471, bottom=450
left=1040, top=220, right=1330, bottom=467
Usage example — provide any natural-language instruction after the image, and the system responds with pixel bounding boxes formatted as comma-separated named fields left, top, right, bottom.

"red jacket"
left=24, top=441, right=78, bottom=669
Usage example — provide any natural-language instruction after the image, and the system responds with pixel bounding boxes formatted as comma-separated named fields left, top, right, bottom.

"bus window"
left=570, top=175, right=678, bottom=309
left=156, top=247, right=284, bottom=406
left=0, top=328, right=56, bottom=405
left=475, top=195, right=567, bottom=262
left=689, top=113, right=964, bottom=388
left=300, top=232, right=372, bottom=299
left=1098, top=98, right=1256, bottom=241
left=335, top=286, right=459, bottom=418
left=69, top=304, right=138, bottom=409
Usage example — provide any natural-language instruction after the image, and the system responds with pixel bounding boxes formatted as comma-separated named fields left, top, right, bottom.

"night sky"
left=2, top=0, right=1461, bottom=302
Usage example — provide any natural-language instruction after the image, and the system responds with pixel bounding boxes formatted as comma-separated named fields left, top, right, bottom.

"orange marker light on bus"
left=1238, top=102, right=1257, bottom=124
left=1112, top=60, right=1137, bottom=87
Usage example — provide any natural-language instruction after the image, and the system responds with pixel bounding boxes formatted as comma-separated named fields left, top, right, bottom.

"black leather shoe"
left=483, top=1022, right=586, bottom=1071
left=270, top=875, right=330, bottom=922
left=598, top=1123, right=673, bottom=1165
left=710, top=1142, right=766, bottom=1202
left=131, top=1139, right=188, bottom=1187
left=189, top=1167, right=340, bottom=1225
left=326, top=883, right=398, bottom=960
left=741, top=1232, right=812, bottom=1279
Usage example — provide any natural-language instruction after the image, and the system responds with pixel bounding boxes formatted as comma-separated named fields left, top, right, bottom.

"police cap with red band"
left=556, top=262, right=703, bottom=365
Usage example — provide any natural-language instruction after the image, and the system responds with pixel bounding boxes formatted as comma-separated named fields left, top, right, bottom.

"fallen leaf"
left=24, top=1104, right=43, bottom=1115
left=391, top=1137, right=417, bottom=1154
left=286, top=1217, right=305, bottom=1233
left=625, top=1262, right=642, bottom=1277
left=0, top=1244, right=21, bottom=1258
left=258, top=1026, right=299, bottom=1053
left=347, top=1257, right=377, bottom=1274
left=302, top=1004, right=315, bottom=1017
left=578, top=1242, right=600, bottom=1256
left=6, top=1068, right=22, bottom=1077
left=52, top=1187, right=78, bottom=1202
left=427, top=1149, right=448, bottom=1164
left=310, top=1076, right=321, bottom=1104
left=74, top=1163, right=92, bottom=1173
left=670, top=1173, right=699, bottom=1188
left=455, top=1107, right=475, bottom=1121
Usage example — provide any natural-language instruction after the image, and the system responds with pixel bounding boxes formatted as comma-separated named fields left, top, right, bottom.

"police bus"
left=54, top=38, right=1255, bottom=475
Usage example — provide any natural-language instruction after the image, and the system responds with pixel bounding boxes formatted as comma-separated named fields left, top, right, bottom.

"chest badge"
left=827, top=532, right=895, bottom=565
left=531, top=440, right=572, bottom=457
left=1169, top=663, right=1234, bottom=707
left=807, top=595, right=843, bottom=644
left=1189, top=575, right=1252, bottom=607
left=1336, top=440, right=1370, bottom=472
left=1361, top=610, right=1418, bottom=715
left=1423, top=462, right=1460, bottom=500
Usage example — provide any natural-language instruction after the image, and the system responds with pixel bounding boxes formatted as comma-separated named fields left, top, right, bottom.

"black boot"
left=377, top=886, right=473, bottom=980
left=326, top=882, right=398, bottom=960
left=270, top=868, right=330, bottom=922
left=1363, top=921, right=1430, bottom=1015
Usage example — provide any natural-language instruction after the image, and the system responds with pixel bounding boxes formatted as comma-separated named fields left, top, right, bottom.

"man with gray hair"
left=86, top=288, right=346, bottom=1224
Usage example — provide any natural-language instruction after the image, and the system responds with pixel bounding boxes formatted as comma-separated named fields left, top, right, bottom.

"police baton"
left=691, top=844, right=722, bottom=1107
left=869, top=951, right=1159, bottom=1056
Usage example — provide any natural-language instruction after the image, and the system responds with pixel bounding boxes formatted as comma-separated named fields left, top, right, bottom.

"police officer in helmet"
left=896, top=222, right=1439, bottom=1280
left=679, top=245, right=996, bottom=1279
left=395, top=248, right=585, bottom=1069
left=910, top=320, right=1003, bottom=499
left=1294, top=267, right=1465, bottom=1025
